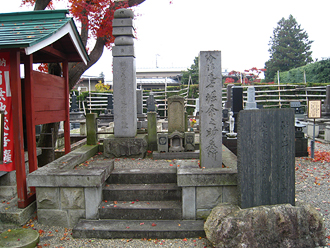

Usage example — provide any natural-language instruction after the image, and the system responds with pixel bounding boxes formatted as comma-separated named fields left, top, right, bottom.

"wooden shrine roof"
left=0, top=9, right=89, bottom=64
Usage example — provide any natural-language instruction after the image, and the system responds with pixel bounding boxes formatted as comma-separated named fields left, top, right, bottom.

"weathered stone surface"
left=147, top=112, right=157, bottom=151
left=197, top=187, right=222, bottom=209
left=67, top=209, right=85, bottom=228
left=157, top=133, right=168, bottom=153
left=114, top=8, right=134, bottom=19
left=112, top=26, right=135, bottom=37
left=168, top=95, right=185, bottom=133
left=85, top=187, right=102, bottom=219
left=112, top=45, right=135, bottom=57
left=38, top=209, right=69, bottom=227
left=36, top=187, right=60, bottom=209
left=199, top=51, right=222, bottom=168
left=86, top=113, right=97, bottom=145
left=60, top=188, right=85, bottom=209
left=204, top=202, right=326, bottom=248
left=113, top=56, right=137, bottom=137
left=237, top=108, right=295, bottom=209
left=136, top=89, right=143, bottom=115
left=113, top=18, right=133, bottom=27
left=103, top=134, right=148, bottom=158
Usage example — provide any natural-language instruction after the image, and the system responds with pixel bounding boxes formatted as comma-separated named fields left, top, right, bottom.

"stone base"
left=103, top=134, right=148, bottom=158
left=153, top=151, right=200, bottom=160
left=27, top=145, right=111, bottom=228
left=205, top=202, right=326, bottom=248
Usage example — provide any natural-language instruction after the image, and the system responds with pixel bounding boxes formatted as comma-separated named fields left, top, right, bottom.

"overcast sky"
left=3, top=0, right=330, bottom=80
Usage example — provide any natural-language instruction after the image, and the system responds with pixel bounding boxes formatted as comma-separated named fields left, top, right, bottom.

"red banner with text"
left=0, top=52, right=15, bottom=171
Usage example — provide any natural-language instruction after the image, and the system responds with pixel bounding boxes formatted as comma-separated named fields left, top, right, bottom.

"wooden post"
left=63, top=60, right=71, bottom=154
left=10, top=49, right=34, bottom=208
left=24, top=54, right=38, bottom=197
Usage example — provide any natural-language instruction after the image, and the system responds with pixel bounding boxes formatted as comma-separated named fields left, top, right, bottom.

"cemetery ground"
left=1, top=141, right=330, bottom=247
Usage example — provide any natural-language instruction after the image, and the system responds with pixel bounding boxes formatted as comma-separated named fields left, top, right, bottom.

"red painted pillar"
left=10, top=49, right=31, bottom=208
left=63, top=60, right=71, bottom=154
left=24, top=55, right=38, bottom=186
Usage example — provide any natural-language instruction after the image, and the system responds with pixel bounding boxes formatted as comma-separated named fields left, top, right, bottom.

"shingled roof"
left=0, top=9, right=89, bottom=64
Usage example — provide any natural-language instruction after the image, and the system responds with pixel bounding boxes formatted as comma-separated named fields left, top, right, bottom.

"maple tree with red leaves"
left=224, top=68, right=266, bottom=85
left=21, top=0, right=146, bottom=89
left=20, top=0, right=148, bottom=166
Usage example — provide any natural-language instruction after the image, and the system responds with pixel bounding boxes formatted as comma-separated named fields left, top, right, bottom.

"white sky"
left=3, top=0, right=330, bottom=80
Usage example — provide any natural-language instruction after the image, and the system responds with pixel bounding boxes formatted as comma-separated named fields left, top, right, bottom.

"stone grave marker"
left=147, top=93, right=156, bottom=112
left=112, top=8, right=137, bottom=137
left=225, top=84, right=234, bottom=109
left=245, top=86, right=257, bottom=110
left=71, top=92, right=78, bottom=112
left=237, top=108, right=295, bottom=209
left=136, top=89, right=143, bottom=115
left=232, top=86, right=243, bottom=132
left=199, top=51, right=222, bottom=168
left=106, top=94, right=113, bottom=113
left=168, top=95, right=185, bottom=133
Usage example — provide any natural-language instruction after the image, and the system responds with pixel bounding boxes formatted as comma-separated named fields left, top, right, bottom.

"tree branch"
left=34, top=0, right=51, bottom=10
left=128, top=0, right=146, bottom=6
left=68, top=36, right=107, bottom=89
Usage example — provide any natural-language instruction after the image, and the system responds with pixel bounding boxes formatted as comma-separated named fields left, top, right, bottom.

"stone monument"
left=167, top=95, right=186, bottom=152
left=224, top=84, right=234, bottom=109
left=244, top=86, right=257, bottom=110
left=237, top=108, right=295, bottom=209
left=103, top=8, right=147, bottom=158
left=146, top=92, right=156, bottom=112
left=112, top=8, right=137, bottom=137
left=199, top=51, right=222, bottom=168
left=168, top=95, right=185, bottom=133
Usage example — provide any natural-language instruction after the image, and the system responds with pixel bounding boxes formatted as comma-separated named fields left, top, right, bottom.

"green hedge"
left=276, top=59, right=330, bottom=84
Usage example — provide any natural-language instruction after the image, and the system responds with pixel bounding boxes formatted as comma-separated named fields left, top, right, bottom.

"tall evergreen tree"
left=264, top=15, right=313, bottom=82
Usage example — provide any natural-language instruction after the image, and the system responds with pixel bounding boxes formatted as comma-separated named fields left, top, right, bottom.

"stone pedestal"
left=184, top=132, right=195, bottom=151
left=169, top=131, right=184, bottom=152
left=27, top=145, right=106, bottom=227
left=157, top=133, right=168, bottom=152
left=103, top=134, right=148, bottom=158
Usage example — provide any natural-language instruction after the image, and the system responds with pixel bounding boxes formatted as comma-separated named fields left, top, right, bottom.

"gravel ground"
left=295, top=140, right=330, bottom=247
left=3, top=141, right=330, bottom=247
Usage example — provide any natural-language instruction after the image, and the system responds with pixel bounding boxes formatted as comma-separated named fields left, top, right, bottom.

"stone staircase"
left=72, top=167, right=205, bottom=239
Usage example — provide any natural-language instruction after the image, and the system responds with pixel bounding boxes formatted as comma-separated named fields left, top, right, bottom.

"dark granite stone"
left=237, top=108, right=295, bottom=209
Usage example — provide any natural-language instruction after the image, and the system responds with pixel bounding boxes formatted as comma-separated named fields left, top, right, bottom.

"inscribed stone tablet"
left=113, top=57, right=137, bottom=137
left=199, top=51, right=222, bottom=168
left=237, top=108, right=295, bottom=209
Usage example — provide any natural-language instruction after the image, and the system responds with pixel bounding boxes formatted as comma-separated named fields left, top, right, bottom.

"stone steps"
left=103, top=183, right=181, bottom=201
left=72, top=219, right=205, bottom=239
left=99, top=200, right=182, bottom=220
left=107, top=168, right=177, bottom=184
left=73, top=167, right=205, bottom=239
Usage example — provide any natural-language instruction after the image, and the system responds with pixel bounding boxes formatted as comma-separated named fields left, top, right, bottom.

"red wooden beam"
left=9, top=49, right=32, bottom=208
left=63, top=60, right=71, bottom=154
left=24, top=55, right=38, bottom=196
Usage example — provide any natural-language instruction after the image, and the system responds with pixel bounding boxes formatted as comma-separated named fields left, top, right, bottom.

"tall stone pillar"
left=112, top=9, right=137, bottom=137
left=199, top=51, right=222, bottom=168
